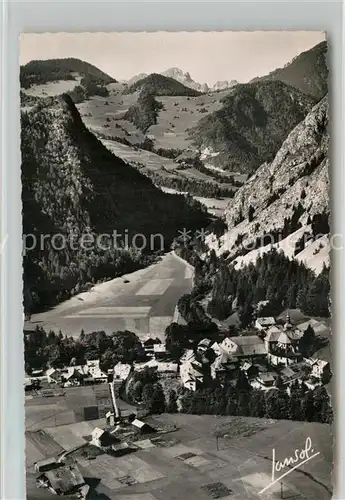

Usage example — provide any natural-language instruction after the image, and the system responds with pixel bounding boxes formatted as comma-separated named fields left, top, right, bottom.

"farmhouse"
left=141, top=335, right=162, bottom=355
left=36, top=462, right=86, bottom=496
left=250, top=372, right=276, bottom=390
left=86, top=359, right=108, bottom=382
left=131, top=419, right=156, bottom=434
left=180, top=356, right=204, bottom=391
left=221, top=336, right=266, bottom=358
left=61, top=367, right=85, bottom=387
left=91, top=427, right=118, bottom=448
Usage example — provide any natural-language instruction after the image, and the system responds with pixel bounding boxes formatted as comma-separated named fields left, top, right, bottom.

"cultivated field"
left=25, top=404, right=332, bottom=500
left=77, top=88, right=229, bottom=152
left=29, top=252, right=193, bottom=338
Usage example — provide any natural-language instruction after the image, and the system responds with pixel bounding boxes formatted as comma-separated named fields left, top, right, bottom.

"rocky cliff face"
left=161, top=67, right=209, bottom=93
left=212, top=80, right=238, bottom=91
left=206, top=96, right=329, bottom=274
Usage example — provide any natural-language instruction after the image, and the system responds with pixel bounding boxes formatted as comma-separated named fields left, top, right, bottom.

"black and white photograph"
left=20, top=31, right=332, bottom=499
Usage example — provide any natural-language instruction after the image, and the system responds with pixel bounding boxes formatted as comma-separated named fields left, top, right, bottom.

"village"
left=24, top=309, right=332, bottom=498
left=25, top=311, right=331, bottom=398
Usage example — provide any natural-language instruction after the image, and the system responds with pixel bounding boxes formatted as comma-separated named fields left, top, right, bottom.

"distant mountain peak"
left=126, top=68, right=239, bottom=94
left=161, top=67, right=209, bottom=93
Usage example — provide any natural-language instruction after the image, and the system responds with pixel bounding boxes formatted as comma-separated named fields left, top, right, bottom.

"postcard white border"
left=1, top=1, right=343, bottom=499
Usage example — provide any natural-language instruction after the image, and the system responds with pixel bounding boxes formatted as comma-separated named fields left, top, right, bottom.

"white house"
left=311, top=359, right=331, bottom=380
left=220, top=337, right=240, bottom=355
left=141, top=335, right=162, bottom=355
left=86, top=360, right=108, bottom=382
left=45, top=367, right=60, bottom=384
left=255, top=317, right=276, bottom=331
left=153, top=343, right=167, bottom=358
left=180, top=360, right=203, bottom=391
left=114, top=362, right=132, bottom=381
left=91, top=427, right=117, bottom=448
left=250, top=372, right=276, bottom=390
left=210, top=342, right=224, bottom=356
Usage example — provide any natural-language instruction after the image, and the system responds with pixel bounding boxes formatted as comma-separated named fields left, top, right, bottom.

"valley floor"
left=25, top=397, right=333, bottom=500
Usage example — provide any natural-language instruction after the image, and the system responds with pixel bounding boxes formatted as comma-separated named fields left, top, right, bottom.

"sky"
left=20, top=31, right=326, bottom=86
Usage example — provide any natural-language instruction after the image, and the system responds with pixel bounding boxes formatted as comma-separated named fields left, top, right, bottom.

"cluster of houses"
left=113, top=313, right=330, bottom=393
left=25, top=359, right=109, bottom=390
left=25, top=336, right=168, bottom=390
left=27, top=314, right=330, bottom=396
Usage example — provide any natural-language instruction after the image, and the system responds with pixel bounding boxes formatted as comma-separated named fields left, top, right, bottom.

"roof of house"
left=132, top=419, right=155, bottom=432
left=277, top=332, right=292, bottom=345
left=44, top=464, right=84, bottom=493
left=45, top=368, right=57, bottom=376
left=265, top=326, right=282, bottom=342
left=229, top=336, right=266, bottom=356
left=35, top=457, right=57, bottom=468
left=114, top=362, right=131, bottom=377
left=198, top=338, right=212, bottom=347
left=142, top=335, right=162, bottom=344
left=258, top=373, right=276, bottom=384
left=256, top=317, right=276, bottom=326
left=210, top=342, right=223, bottom=353
left=241, top=361, right=253, bottom=372
left=211, top=353, right=229, bottom=371
left=297, top=318, right=320, bottom=331
left=281, top=366, right=296, bottom=379
left=86, top=359, right=100, bottom=367
left=92, top=427, right=105, bottom=440
left=297, top=319, right=330, bottom=336
left=111, top=441, right=132, bottom=452
left=181, top=360, right=203, bottom=382
left=181, top=349, right=195, bottom=361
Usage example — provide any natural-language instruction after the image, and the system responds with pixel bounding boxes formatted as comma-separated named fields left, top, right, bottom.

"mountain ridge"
left=205, top=95, right=329, bottom=274
left=190, top=79, right=317, bottom=174
left=125, top=68, right=238, bottom=93
left=21, top=93, right=208, bottom=311
left=250, top=41, right=328, bottom=99
left=20, top=57, right=116, bottom=89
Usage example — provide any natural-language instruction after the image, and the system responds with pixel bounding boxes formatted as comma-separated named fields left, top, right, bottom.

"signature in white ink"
left=259, top=437, right=320, bottom=495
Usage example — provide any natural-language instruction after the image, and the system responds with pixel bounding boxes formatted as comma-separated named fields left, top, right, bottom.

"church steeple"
left=284, top=310, right=292, bottom=331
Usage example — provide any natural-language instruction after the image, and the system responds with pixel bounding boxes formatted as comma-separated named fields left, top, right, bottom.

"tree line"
left=24, top=328, right=145, bottom=375
left=175, top=244, right=330, bottom=326
left=122, top=366, right=332, bottom=424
